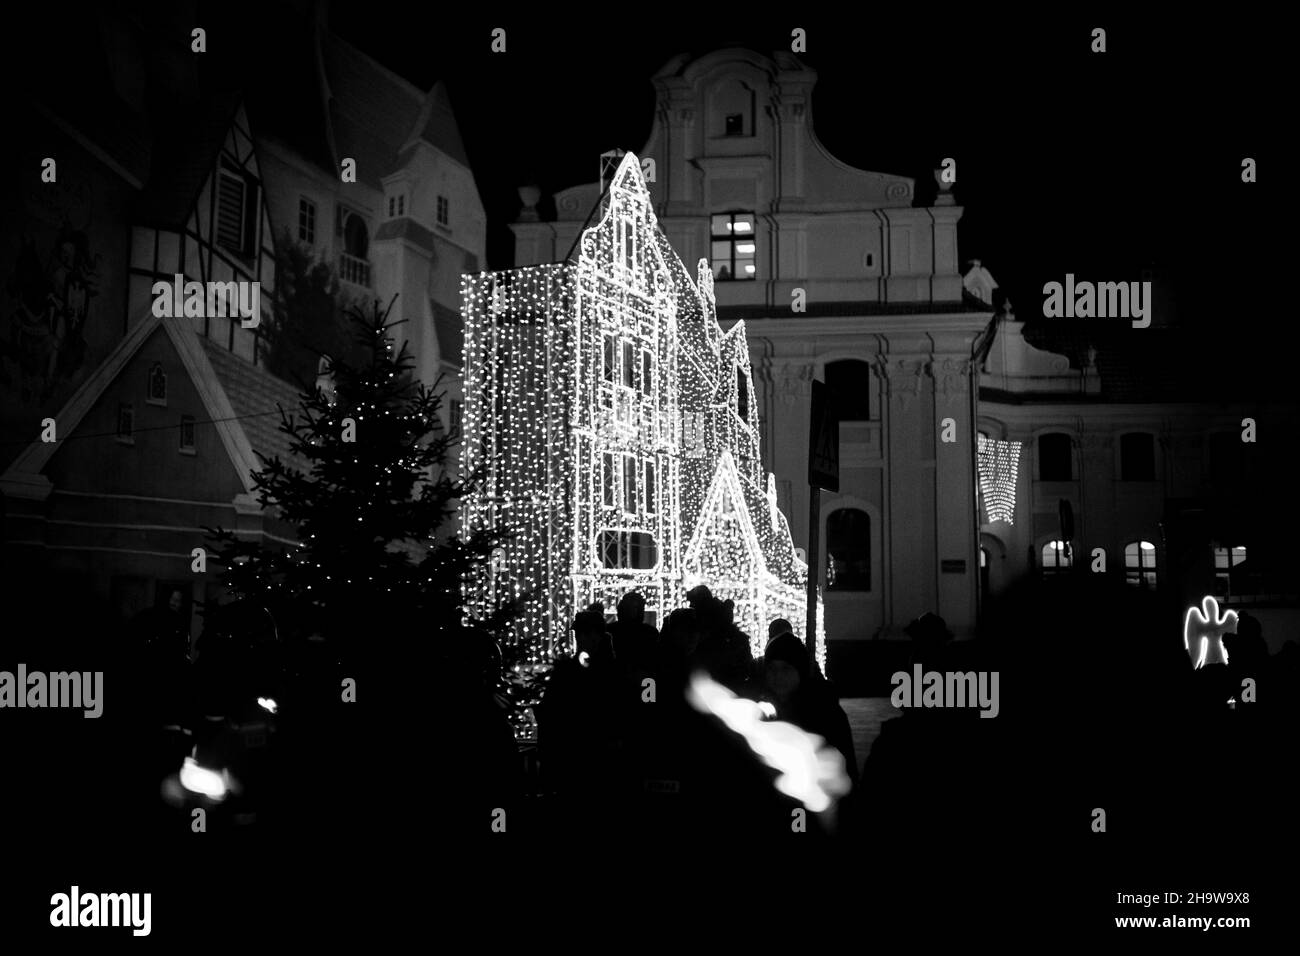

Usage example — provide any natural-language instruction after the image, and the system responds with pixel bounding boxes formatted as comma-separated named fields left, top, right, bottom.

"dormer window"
left=387, top=194, right=406, bottom=219
left=436, top=195, right=449, bottom=227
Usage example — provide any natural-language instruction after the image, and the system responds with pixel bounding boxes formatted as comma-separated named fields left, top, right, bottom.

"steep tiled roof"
left=199, top=338, right=307, bottom=471
left=405, top=82, right=470, bottom=166
left=322, top=35, right=424, bottom=190
left=35, top=90, right=152, bottom=187
left=134, top=94, right=242, bottom=229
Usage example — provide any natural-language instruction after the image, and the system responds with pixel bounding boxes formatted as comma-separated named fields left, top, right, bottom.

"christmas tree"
left=206, top=297, right=503, bottom=672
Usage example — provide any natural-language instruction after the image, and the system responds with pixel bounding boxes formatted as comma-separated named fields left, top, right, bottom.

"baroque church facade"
left=512, top=49, right=989, bottom=658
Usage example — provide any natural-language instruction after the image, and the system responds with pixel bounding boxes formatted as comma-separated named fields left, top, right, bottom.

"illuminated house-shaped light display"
left=460, top=153, right=824, bottom=670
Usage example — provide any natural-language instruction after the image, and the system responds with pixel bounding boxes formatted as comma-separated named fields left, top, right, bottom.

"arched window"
left=1125, top=540, right=1157, bottom=588
left=1041, top=539, right=1071, bottom=575
left=146, top=362, right=167, bottom=405
left=1038, top=433, right=1073, bottom=481
left=343, top=213, right=368, bottom=259
left=825, top=360, right=871, bottom=422
left=826, top=508, right=870, bottom=591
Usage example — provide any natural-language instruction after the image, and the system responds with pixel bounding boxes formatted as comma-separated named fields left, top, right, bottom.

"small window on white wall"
left=298, top=198, right=316, bottom=244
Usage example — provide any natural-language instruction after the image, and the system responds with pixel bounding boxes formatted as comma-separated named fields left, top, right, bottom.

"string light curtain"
left=977, top=434, right=1022, bottom=524
left=461, top=153, right=823, bottom=670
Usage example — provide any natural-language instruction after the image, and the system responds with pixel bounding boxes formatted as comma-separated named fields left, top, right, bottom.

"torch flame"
left=686, top=673, right=851, bottom=813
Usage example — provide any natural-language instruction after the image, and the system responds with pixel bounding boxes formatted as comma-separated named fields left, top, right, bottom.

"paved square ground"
left=840, top=697, right=896, bottom=771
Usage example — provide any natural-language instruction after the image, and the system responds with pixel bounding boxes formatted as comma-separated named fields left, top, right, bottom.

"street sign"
left=809, top=379, right=839, bottom=492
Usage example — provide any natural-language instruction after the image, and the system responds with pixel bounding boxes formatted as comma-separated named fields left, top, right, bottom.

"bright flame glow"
left=180, top=757, right=228, bottom=800
left=257, top=697, right=278, bottom=714
left=1183, top=595, right=1237, bottom=670
left=686, top=673, right=850, bottom=813
left=758, top=701, right=776, bottom=719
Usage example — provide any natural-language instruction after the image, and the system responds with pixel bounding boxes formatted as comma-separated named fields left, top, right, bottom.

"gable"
left=684, top=452, right=766, bottom=579
left=45, top=326, right=246, bottom=501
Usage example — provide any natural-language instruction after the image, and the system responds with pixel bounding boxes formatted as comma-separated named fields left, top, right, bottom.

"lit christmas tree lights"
left=461, top=153, right=824, bottom=671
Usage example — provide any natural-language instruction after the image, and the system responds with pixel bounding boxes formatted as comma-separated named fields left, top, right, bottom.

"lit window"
left=1041, top=540, right=1071, bottom=575
left=116, top=403, right=135, bottom=443
left=710, top=213, right=756, bottom=281
left=436, top=195, right=449, bottom=227
left=826, top=508, right=870, bottom=591
left=1121, top=433, right=1155, bottom=481
left=1125, top=541, right=1157, bottom=588
left=179, top=415, right=195, bottom=453
left=147, top=363, right=167, bottom=405
left=298, top=197, right=316, bottom=244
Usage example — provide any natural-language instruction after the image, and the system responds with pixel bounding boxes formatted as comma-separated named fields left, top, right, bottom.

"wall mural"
left=2, top=223, right=102, bottom=406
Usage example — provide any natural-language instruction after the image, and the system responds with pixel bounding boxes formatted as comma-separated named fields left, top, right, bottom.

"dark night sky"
left=327, top=6, right=1283, bottom=333
left=1, top=3, right=1285, bottom=344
